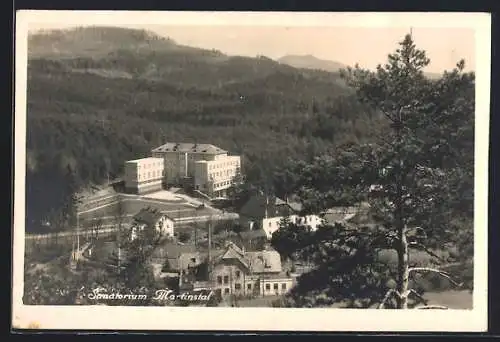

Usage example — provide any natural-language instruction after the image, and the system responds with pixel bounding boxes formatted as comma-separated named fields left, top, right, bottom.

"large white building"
left=124, top=157, right=164, bottom=194
left=151, top=142, right=241, bottom=197
left=193, top=155, right=241, bottom=197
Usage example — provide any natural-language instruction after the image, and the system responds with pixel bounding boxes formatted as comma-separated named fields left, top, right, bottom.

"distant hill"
left=28, top=27, right=352, bottom=89
left=278, top=54, right=444, bottom=80
left=29, top=26, right=182, bottom=58
left=278, top=54, right=348, bottom=73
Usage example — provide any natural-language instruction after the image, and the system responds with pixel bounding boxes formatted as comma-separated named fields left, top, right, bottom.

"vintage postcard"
left=13, top=11, right=490, bottom=331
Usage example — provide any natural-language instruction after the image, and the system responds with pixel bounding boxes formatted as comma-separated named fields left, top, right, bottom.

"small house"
left=239, top=194, right=322, bottom=239
left=131, top=207, right=175, bottom=241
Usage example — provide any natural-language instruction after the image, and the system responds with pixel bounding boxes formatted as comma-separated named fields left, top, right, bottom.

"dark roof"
left=239, top=195, right=298, bottom=219
left=246, top=250, right=282, bottom=274
left=210, top=242, right=282, bottom=274
left=321, top=212, right=347, bottom=224
left=239, top=229, right=267, bottom=240
left=152, top=142, right=227, bottom=155
left=320, top=203, right=372, bottom=224
left=133, top=207, right=170, bottom=226
left=178, top=252, right=203, bottom=270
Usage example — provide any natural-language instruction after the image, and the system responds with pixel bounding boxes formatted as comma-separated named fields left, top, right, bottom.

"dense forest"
left=26, top=26, right=387, bottom=233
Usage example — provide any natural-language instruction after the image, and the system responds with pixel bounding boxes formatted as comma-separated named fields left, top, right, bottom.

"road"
left=25, top=212, right=239, bottom=240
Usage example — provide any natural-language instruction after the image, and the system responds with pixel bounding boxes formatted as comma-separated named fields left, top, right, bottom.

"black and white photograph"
left=13, top=11, right=490, bottom=331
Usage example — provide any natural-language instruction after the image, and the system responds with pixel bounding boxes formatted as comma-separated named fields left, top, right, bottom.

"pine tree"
left=284, top=34, right=474, bottom=309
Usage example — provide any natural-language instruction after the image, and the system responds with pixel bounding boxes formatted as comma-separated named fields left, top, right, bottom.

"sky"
left=25, top=14, right=477, bottom=73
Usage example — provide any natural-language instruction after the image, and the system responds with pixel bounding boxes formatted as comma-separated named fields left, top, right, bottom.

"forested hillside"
left=26, top=26, right=386, bottom=233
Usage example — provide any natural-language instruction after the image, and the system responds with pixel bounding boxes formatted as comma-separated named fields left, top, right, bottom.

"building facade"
left=194, top=155, right=241, bottom=197
left=151, top=142, right=241, bottom=197
left=124, top=157, right=164, bottom=194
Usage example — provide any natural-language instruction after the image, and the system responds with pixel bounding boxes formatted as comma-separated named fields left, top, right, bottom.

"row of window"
left=138, top=170, right=164, bottom=180
left=266, top=216, right=316, bottom=228
left=208, top=160, right=239, bottom=170
left=219, top=283, right=287, bottom=294
left=138, top=162, right=162, bottom=169
left=216, top=271, right=242, bottom=284
left=214, top=180, right=232, bottom=189
left=266, top=283, right=287, bottom=291
left=209, top=168, right=237, bottom=179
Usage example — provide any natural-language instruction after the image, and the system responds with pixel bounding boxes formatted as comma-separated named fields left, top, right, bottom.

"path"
left=26, top=212, right=239, bottom=240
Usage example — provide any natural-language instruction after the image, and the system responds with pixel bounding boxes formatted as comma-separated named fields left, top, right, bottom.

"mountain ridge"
left=278, top=54, right=348, bottom=73
left=278, top=53, right=444, bottom=79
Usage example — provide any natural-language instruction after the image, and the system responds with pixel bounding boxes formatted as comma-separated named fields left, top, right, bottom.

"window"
left=282, top=283, right=287, bottom=290
left=265, top=284, right=270, bottom=290
left=217, top=276, right=222, bottom=284
left=235, top=283, right=241, bottom=290
left=269, top=222, right=272, bottom=227
left=224, top=288, right=230, bottom=294
left=273, top=283, right=279, bottom=290
left=247, top=284, right=252, bottom=290
left=223, top=276, right=229, bottom=284
left=235, top=271, right=241, bottom=278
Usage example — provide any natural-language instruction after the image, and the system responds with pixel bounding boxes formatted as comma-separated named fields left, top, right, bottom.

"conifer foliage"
left=280, top=34, right=474, bottom=309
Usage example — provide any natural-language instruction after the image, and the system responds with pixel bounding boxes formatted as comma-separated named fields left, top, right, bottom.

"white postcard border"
left=13, top=11, right=491, bottom=332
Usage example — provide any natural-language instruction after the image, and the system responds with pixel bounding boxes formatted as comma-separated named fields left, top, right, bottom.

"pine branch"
left=408, top=267, right=463, bottom=287
left=408, top=242, right=446, bottom=263
left=407, top=289, right=428, bottom=305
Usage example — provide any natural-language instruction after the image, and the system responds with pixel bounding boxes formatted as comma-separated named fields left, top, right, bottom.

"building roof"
left=155, top=243, right=198, bottom=271
left=321, top=212, right=346, bottom=224
left=126, top=157, right=164, bottom=164
left=246, top=249, right=282, bottom=274
left=152, top=143, right=227, bottom=155
left=287, top=201, right=303, bottom=212
left=216, top=242, right=249, bottom=268
left=210, top=242, right=282, bottom=274
left=133, top=207, right=170, bottom=226
left=320, top=203, right=372, bottom=225
left=239, top=229, right=268, bottom=240
left=178, top=252, right=203, bottom=270
left=239, top=194, right=298, bottom=220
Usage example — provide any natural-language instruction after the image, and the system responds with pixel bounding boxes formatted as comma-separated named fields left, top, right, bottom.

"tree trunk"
left=394, top=117, right=409, bottom=309
left=397, top=224, right=410, bottom=309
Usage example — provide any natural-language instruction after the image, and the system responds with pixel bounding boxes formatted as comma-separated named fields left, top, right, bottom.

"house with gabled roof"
left=208, top=242, right=296, bottom=298
left=130, top=207, right=175, bottom=241
left=239, top=194, right=322, bottom=239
